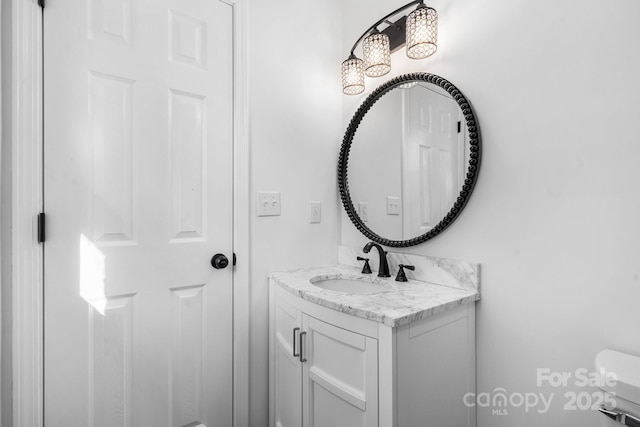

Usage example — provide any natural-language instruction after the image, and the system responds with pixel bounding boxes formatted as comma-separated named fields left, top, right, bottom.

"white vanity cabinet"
left=269, top=280, right=476, bottom=427
left=271, top=288, right=378, bottom=427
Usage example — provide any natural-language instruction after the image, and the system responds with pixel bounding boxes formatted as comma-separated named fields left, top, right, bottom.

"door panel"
left=43, top=0, right=234, bottom=425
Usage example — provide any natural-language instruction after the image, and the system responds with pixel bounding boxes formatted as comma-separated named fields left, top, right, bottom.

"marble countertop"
left=269, top=264, right=480, bottom=328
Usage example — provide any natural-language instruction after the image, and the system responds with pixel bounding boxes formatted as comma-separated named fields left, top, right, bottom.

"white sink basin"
left=310, top=277, right=389, bottom=294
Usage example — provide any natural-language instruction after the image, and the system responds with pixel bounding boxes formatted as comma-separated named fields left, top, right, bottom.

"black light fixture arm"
left=348, top=0, right=424, bottom=55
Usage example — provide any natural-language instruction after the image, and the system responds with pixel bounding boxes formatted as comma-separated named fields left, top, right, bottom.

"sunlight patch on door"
left=80, top=234, right=108, bottom=315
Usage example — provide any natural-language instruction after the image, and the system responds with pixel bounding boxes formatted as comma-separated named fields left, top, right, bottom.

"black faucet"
left=395, top=264, right=415, bottom=282
left=357, top=256, right=372, bottom=274
left=363, top=242, right=390, bottom=278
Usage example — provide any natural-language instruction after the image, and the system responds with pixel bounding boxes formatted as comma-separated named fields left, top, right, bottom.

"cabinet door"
left=302, top=315, right=378, bottom=427
left=273, top=298, right=303, bottom=427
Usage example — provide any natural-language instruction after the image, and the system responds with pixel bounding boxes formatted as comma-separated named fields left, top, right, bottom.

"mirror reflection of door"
left=402, top=84, right=464, bottom=238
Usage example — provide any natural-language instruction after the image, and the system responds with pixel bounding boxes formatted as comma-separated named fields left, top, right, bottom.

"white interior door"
left=43, top=0, right=234, bottom=425
left=403, top=85, right=462, bottom=238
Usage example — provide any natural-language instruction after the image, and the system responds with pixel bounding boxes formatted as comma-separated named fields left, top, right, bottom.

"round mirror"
left=338, top=73, right=481, bottom=247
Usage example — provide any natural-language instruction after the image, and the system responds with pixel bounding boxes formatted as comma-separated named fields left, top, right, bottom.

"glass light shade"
left=342, top=56, right=365, bottom=95
left=406, top=6, right=438, bottom=59
left=363, top=32, right=391, bottom=77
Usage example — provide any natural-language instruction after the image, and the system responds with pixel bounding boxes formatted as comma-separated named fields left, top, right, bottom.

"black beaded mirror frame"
left=338, top=72, right=482, bottom=247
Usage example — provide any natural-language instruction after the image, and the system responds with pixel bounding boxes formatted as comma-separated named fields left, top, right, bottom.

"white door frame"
left=10, top=0, right=250, bottom=426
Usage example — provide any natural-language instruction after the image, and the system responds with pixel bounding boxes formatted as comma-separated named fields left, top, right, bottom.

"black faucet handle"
left=395, top=264, right=415, bottom=282
left=357, top=256, right=372, bottom=274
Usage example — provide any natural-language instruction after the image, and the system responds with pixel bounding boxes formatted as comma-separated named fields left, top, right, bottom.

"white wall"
left=247, top=0, right=343, bottom=424
left=349, top=88, right=403, bottom=240
left=0, top=0, right=11, bottom=424
left=341, top=0, right=640, bottom=425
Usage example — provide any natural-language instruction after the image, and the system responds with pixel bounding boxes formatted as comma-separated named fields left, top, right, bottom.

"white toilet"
left=595, top=349, right=640, bottom=426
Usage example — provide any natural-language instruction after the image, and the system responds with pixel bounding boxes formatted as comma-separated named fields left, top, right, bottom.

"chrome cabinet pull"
left=292, top=327, right=300, bottom=358
left=299, top=331, right=307, bottom=363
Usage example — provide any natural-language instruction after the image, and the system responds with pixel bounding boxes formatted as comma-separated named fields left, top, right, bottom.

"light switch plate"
left=358, top=202, right=369, bottom=222
left=257, top=191, right=281, bottom=216
left=309, top=201, right=321, bottom=223
left=387, top=196, right=400, bottom=215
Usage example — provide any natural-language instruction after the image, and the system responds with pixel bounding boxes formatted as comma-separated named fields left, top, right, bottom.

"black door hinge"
left=37, top=0, right=45, bottom=8
left=457, top=121, right=462, bottom=133
left=37, top=213, right=46, bottom=243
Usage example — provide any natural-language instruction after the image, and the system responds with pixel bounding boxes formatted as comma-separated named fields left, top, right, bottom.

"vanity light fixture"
left=341, top=0, right=438, bottom=95
left=363, top=30, right=391, bottom=77
left=406, top=3, right=438, bottom=59
left=342, top=54, right=365, bottom=95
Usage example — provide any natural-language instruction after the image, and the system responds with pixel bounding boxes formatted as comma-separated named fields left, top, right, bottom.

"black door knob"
left=211, top=253, right=229, bottom=269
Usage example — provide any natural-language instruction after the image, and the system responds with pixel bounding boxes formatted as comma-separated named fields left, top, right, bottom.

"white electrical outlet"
left=387, top=196, right=401, bottom=215
left=309, top=201, right=321, bottom=223
left=257, top=191, right=281, bottom=216
left=358, top=202, right=369, bottom=222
